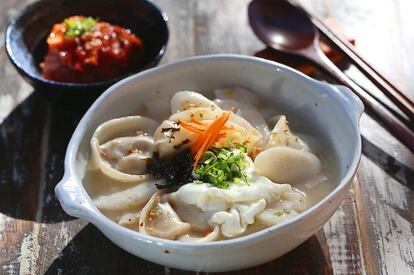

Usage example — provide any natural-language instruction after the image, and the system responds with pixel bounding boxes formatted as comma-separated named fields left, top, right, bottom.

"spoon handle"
left=302, top=47, right=414, bottom=152
left=291, top=1, right=414, bottom=120
left=310, top=15, right=414, bottom=120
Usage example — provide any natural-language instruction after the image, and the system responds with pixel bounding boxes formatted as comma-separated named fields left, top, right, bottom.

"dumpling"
left=91, top=116, right=158, bottom=182
left=167, top=195, right=214, bottom=231
left=255, top=115, right=325, bottom=185
left=171, top=176, right=291, bottom=212
left=254, top=146, right=321, bottom=184
left=139, top=193, right=191, bottom=240
left=281, top=189, right=307, bottom=213
left=256, top=189, right=306, bottom=226
left=170, top=92, right=263, bottom=145
left=92, top=115, right=158, bottom=143
left=171, top=91, right=220, bottom=113
left=169, top=176, right=292, bottom=238
left=213, top=88, right=270, bottom=143
left=209, top=199, right=266, bottom=237
left=265, top=115, right=309, bottom=151
left=169, top=107, right=223, bottom=122
left=99, top=136, right=154, bottom=175
left=169, top=107, right=263, bottom=155
left=93, top=180, right=158, bottom=211
left=236, top=106, right=270, bottom=145
left=153, top=120, right=198, bottom=158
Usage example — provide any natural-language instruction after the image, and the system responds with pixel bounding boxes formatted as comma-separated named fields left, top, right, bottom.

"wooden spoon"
left=248, top=0, right=414, bottom=152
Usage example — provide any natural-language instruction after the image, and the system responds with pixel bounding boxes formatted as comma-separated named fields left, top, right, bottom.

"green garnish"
left=194, top=147, right=249, bottom=189
left=274, top=209, right=291, bottom=217
left=64, top=17, right=97, bottom=37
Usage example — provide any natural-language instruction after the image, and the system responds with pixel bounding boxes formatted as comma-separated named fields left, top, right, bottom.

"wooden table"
left=1, top=0, right=413, bottom=274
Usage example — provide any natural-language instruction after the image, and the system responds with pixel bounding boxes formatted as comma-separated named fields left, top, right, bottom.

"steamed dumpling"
left=265, top=115, right=309, bottom=151
left=139, top=193, right=191, bottom=240
left=209, top=199, right=266, bottom=237
left=91, top=116, right=158, bottom=182
left=169, top=106, right=263, bottom=155
left=171, top=175, right=291, bottom=212
left=169, top=107, right=223, bottom=122
left=163, top=97, right=263, bottom=156
left=92, top=115, right=158, bottom=142
left=236, top=106, right=270, bottom=145
left=213, top=87, right=270, bottom=144
left=99, top=136, right=154, bottom=174
left=153, top=120, right=198, bottom=157
left=169, top=174, right=293, bottom=238
left=256, top=190, right=306, bottom=226
left=167, top=197, right=214, bottom=231
left=93, top=180, right=158, bottom=211
left=170, top=92, right=263, bottom=143
left=171, top=91, right=220, bottom=113
left=254, top=147, right=321, bottom=184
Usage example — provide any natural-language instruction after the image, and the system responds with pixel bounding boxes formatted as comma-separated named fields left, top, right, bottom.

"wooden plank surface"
left=0, top=0, right=413, bottom=274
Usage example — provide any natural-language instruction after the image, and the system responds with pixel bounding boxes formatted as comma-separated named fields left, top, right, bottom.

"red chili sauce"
left=41, top=16, right=144, bottom=83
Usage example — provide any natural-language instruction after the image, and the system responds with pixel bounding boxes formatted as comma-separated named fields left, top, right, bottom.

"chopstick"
left=296, top=4, right=414, bottom=121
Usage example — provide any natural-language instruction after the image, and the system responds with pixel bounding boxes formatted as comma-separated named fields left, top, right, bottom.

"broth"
left=83, top=89, right=339, bottom=241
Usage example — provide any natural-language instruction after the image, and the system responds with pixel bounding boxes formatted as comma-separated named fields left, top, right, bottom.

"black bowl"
left=5, top=0, right=169, bottom=92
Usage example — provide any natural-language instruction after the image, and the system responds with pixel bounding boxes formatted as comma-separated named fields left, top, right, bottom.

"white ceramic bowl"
left=55, top=54, right=363, bottom=272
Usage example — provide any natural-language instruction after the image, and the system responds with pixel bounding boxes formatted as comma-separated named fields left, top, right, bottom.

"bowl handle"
left=55, top=175, right=98, bottom=221
left=334, top=84, right=365, bottom=122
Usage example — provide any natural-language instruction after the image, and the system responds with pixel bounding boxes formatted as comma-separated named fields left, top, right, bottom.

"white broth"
left=83, top=88, right=339, bottom=242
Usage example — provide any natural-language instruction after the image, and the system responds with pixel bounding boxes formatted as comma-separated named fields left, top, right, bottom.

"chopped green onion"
left=194, top=147, right=249, bottom=189
left=64, top=17, right=97, bottom=37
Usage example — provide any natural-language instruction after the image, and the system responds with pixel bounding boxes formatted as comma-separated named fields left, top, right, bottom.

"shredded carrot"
left=177, top=112, right=232, bottom=169
left=190, top=118, right=209, bottom=126
left=178, top=119, right=204, bottom=130
left=216, top=132, right=227, bottom=139
left=177, top=119, right=204, bottom=133
left=193, top=130, right=215, bottom=163
left=190, top=117, right=233, bottom=131
left=191, top=112, right=231, bottom=169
